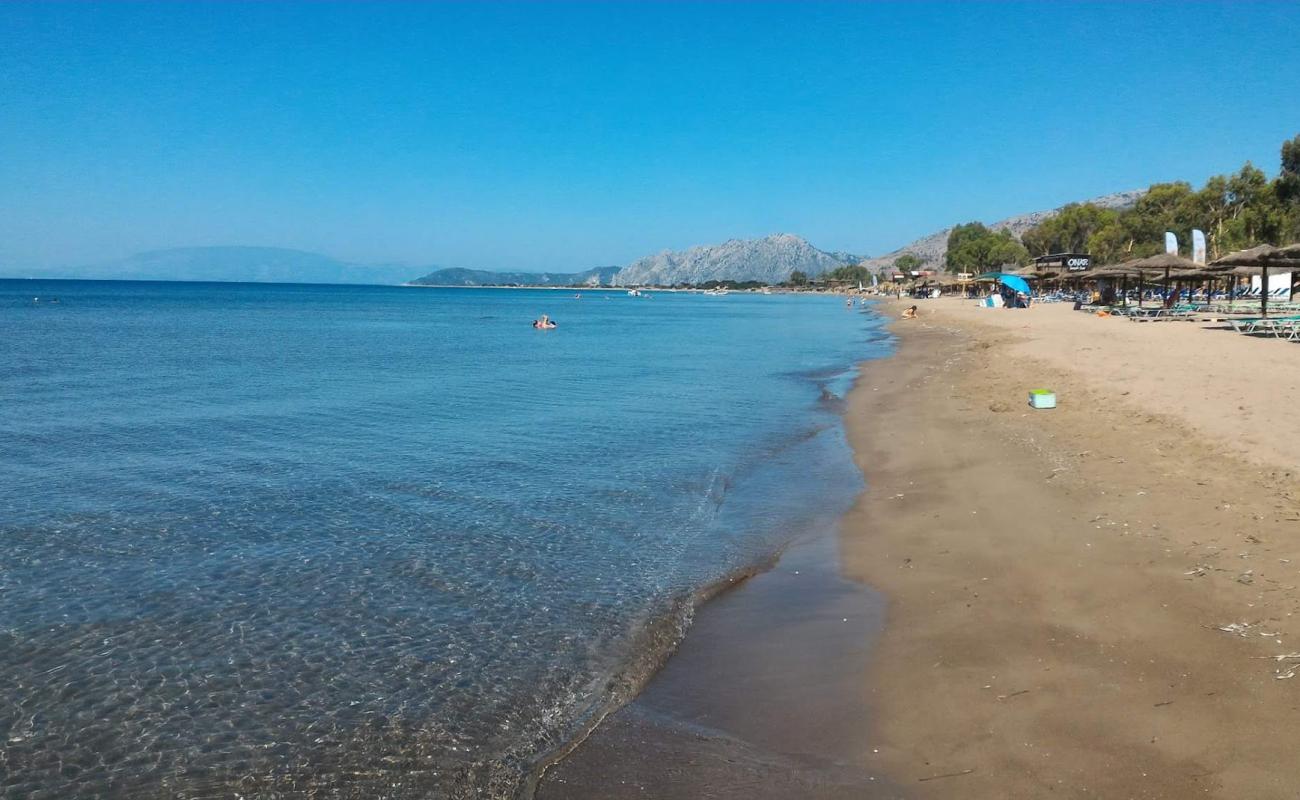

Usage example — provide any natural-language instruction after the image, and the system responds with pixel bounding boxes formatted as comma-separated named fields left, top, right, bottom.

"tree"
left=1279, top=134, right=1300, bottom=202
left=1278, top=134, right=1300, bottom=240
left=1086, top=221, right=1134, bottom=265
left=936, top=131, right=1300, bottom=272
left=1217, top=164, right=1279, bottom=253
left=894, top=253, right=924, bottom=272
left=821, top=264, right=873, bottom=283
left=1021, top=203, right=1119, bottom=256
left=1125, top=182, right=1196, bottom=257
left=789, top=270, right=809, bottom=287
left=944, top=222, right=1029, bottom=274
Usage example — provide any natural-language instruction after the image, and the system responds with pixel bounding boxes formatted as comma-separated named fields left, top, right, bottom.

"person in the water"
left=533, top=314, right=557, bottom=329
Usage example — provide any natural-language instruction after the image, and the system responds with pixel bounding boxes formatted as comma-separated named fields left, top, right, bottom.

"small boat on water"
left=702, top=288, right=729, bottom=296
left=627, top=289, right=643, bottom=297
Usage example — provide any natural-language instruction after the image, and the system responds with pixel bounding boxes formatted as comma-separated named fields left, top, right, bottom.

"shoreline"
left=517, top=556, right=777, bottom=798
left=534, top=492, right=902, bottom=800
left=538, top=297, right=1300, bottom=799
left=534, top=307, right=902, bottom=799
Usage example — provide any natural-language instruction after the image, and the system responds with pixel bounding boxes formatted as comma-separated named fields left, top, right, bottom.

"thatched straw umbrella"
left=1211, top=244, right=1300, bottom=317
left=1213, top=244, right=1283, bottom=265
left=1124, top=252, right=1229, bottom=309
left=1274, top=243, right=1300, bottom=260
left=1093, top=263, right=1150, bottom=306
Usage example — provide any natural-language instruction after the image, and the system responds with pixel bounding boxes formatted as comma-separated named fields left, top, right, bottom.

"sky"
left=2, top=1, right=1299, bottom=273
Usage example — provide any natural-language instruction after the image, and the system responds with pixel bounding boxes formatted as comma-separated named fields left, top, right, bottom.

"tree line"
left=910, top=132, right=1300, bottom=275
left=1019, top=132, right=1300, bottom=266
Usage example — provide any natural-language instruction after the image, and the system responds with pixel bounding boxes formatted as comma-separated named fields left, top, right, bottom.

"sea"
left=0, top=280, right=892, bottom=799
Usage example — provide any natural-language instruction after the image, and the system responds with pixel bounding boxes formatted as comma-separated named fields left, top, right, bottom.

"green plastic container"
left=1028, top=389, right=1057, bottom=409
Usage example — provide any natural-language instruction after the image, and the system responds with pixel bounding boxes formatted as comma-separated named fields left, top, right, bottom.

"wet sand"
left=537, top=298, right=1300, bottom=798
left=537, top=516, right=904, bottom=799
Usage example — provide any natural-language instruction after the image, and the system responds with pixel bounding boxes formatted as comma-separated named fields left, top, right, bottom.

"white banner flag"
left=1192, top=229, right=1207, bottom=264
left=1165, top=232, right=1178, bottom=255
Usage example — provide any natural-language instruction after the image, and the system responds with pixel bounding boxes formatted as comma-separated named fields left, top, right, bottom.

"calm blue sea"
left=0, top=280, right=891, bottom=799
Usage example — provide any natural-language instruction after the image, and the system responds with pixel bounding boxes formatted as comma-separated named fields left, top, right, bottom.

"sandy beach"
left=850, top=298, right=1300, bottom=798
left=540, top=297, right=1300, bottom=798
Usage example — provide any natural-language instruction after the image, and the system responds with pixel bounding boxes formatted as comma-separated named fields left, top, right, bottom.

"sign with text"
left=1034, top=252, right=1092, bottom=273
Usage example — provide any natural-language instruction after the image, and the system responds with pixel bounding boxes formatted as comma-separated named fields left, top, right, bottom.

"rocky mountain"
left=858, top=190, right=1144, bottom=271
left=409, top=266, right=620, bottom=287
left=613, top=233, right=858, bottom=286
left=15, top=246, right=418, bottom=285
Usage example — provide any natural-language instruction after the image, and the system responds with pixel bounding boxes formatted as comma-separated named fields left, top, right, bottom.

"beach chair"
left=1128, top=303, right=1199, bottom=322
left=1278, top=320, right=1300, bottom=341
left=1260, top=316, right=1300, bottom=337
left=1225, top=314, right=1300, bottom=334
left=1273, top=319, right=1300, bottom=340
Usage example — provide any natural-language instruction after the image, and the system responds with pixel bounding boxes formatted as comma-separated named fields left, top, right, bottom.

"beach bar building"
left=1033, top=253, right=1092, bottom=274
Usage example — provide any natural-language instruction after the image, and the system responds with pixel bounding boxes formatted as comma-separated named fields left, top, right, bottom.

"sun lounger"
left=1128, top=304, right=1200, bottom=322
left=1225, top=314, right=1300, bottom=334
left=1273, top=320, right=1300, bottom=341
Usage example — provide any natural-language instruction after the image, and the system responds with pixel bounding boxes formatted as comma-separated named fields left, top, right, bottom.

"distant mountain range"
left=4, top=246, right=418, bottom=285
left=1, top=190, right=1148, bottom=286
left=857, top=190, right=1144, bottom=271
left=409, top=234, right=855, bottom=287
left=612, top=233, right=859, bottom=286
left=409, top=266, right=621, bottom=287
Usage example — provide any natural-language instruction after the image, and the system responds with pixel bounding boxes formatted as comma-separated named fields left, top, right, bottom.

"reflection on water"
left=0, top=281, right=890, bottom=798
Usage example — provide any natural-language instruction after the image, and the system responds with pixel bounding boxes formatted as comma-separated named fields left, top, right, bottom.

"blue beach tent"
left=974, top=272, right=1031, bottom=295
left=974, top=272, right=1033, bottom=308
left=996, top=274, right=1031, bottom=295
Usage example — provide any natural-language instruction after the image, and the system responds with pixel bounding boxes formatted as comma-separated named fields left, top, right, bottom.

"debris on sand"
left=1215, top=622, right=1252, bottom=637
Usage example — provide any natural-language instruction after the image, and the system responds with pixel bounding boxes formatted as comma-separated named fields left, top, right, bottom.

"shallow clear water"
left=0, top=281, right=890, bottom=799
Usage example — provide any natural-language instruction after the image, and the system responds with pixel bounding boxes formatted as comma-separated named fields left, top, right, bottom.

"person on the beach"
left=901, top=305, right=918, bottom=320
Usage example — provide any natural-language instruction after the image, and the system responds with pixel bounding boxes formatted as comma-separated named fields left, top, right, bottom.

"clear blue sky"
left=3, top=1, right=1298, bottom=271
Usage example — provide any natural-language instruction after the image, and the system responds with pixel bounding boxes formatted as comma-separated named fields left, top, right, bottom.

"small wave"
left=818, top=384, right=847, bottom=414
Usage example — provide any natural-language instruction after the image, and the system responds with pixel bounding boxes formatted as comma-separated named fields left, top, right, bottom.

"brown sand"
left=848, top=299, right=1300, bottom=798
left=539, top=298, right=1300, bottom=799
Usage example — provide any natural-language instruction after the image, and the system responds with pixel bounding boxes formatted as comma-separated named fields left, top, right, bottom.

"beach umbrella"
left=1275, top=244, right=1300, bottom=301
left=1126, top=252, right=1210, bottom=270
left=1212, top=244, right=1300, bottom=316
left=1211, top=246, right=1280, bottom=307
left=1103, top=261, right=1157, bottom=306
left=996, top=273, right=1032, bottom=295
left=1092, top=264, right=1150, bottom=306
left=1211, top=244, right=1284, bottom=267
left=1123, top=253, right=1227, bottom=309
left=1093, top=264, right=1146, bottom=275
